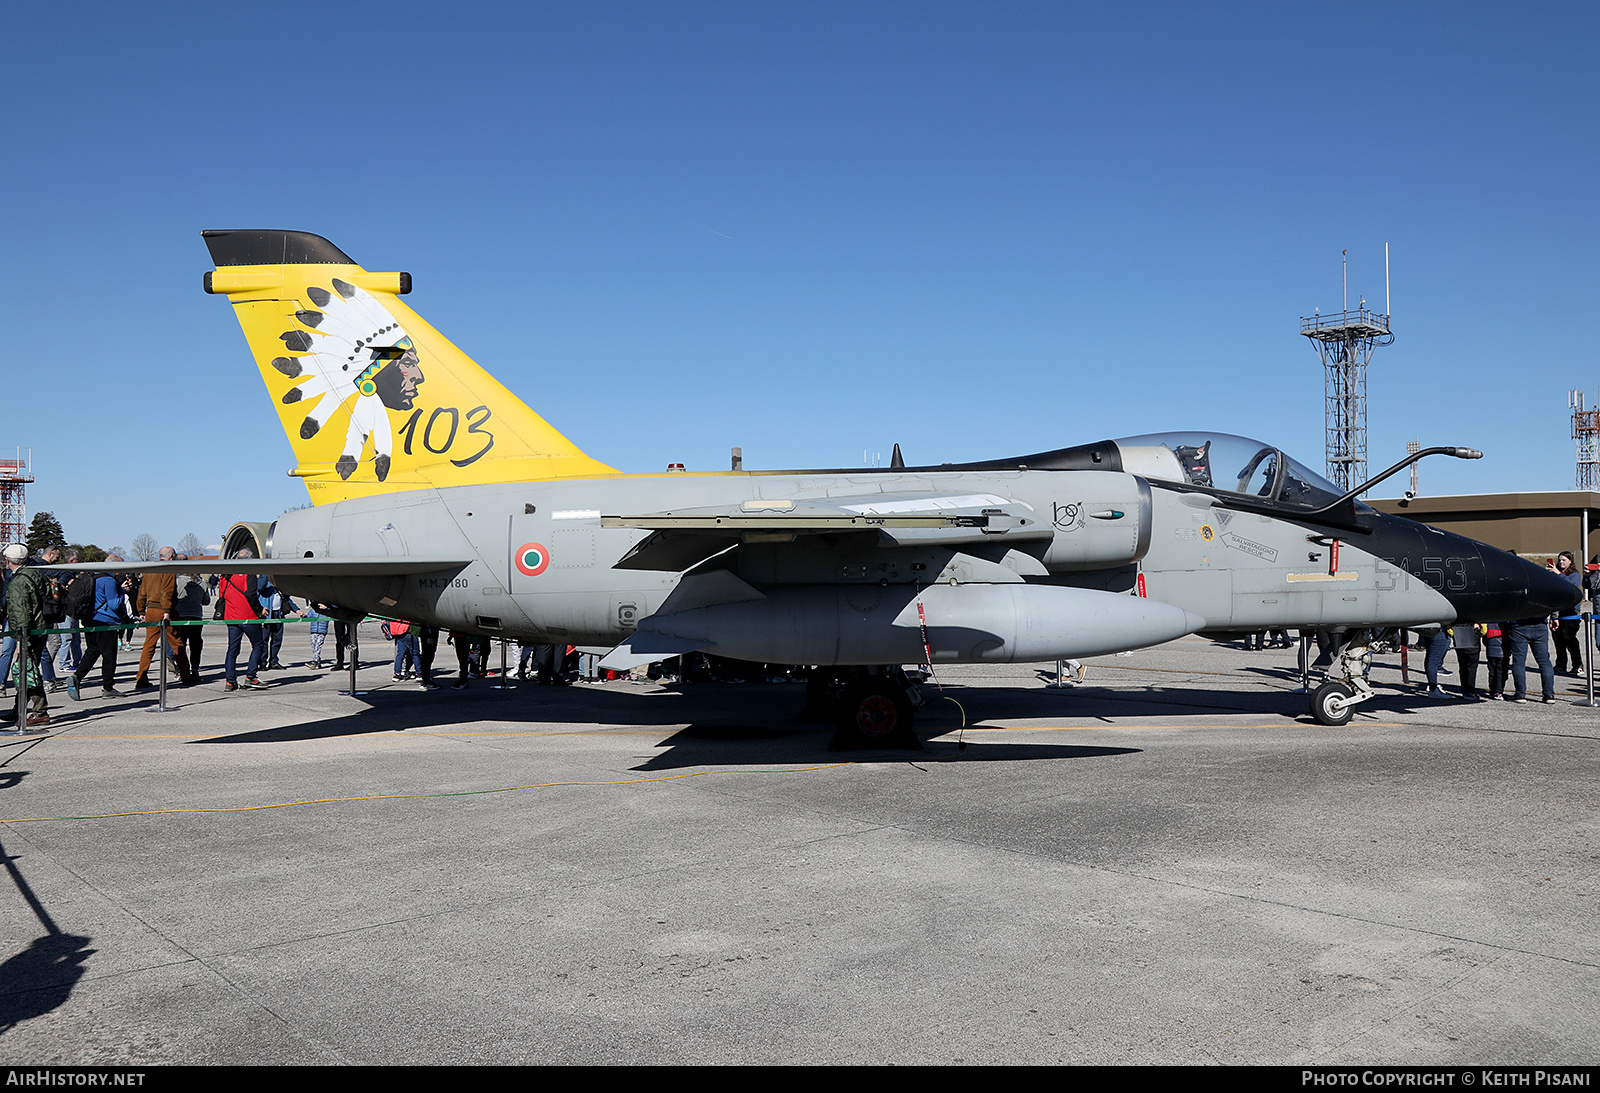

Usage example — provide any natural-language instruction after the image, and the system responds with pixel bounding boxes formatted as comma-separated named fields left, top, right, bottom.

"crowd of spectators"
left=0, top=543, right=691, bottom=731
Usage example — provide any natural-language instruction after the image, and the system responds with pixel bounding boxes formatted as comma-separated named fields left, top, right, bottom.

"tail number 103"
left=398, top=405, right=495, bottom=467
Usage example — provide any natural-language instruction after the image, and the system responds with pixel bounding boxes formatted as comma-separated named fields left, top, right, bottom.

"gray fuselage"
left=264, top=468, right=1460, bottom=653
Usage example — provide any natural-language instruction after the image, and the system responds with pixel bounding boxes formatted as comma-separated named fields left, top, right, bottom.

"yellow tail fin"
left=203, top=229, right=614, bottom=503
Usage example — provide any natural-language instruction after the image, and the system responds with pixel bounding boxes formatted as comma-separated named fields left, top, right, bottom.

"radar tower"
left=1571, top=389, right=1600, bottom=490
left=1301, top=249, right=1393, bottom=493
left=0, top=450, right=34, bottom=548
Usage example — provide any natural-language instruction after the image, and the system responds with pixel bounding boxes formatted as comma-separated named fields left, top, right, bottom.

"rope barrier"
left=4, top=614, right=378, bottom=724
left=22, top=616, right=356, bottom=637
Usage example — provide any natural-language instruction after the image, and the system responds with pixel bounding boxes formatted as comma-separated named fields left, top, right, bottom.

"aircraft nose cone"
left=1365, top=512, right=1581, bottom=622
left=1474, top=548, right=1581, bottom=621
left=1523, top=559, right=1582, bottom=618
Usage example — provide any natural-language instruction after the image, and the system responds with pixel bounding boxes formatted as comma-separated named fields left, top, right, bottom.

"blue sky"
left=0, top=1, right=1593, bottom=549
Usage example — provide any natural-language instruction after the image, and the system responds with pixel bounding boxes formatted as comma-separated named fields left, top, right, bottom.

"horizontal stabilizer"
left=52, top=557, right=471, bottom=577
left=597, top=630, right=710, bottom=672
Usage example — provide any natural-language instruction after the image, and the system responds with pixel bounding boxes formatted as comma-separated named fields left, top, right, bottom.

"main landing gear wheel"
left=798, top=668, right=836, bottom=721
left=1310, top=681, right=1357, bottom=726
left=832, top=682, right=918, bottom=749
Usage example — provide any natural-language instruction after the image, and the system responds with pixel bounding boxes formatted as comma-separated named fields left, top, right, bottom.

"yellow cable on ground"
left=0, top=763, right=856, bottom=824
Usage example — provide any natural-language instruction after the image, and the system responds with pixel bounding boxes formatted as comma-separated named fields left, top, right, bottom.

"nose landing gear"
left=1308, top=629, right=1376, bottom=726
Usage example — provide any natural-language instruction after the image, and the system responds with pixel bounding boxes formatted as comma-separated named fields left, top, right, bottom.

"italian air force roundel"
left=514, top=541, right=551, bottom=577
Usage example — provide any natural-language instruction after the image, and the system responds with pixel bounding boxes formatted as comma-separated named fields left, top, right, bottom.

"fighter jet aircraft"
left=84, top=229, right=1579, bottom=741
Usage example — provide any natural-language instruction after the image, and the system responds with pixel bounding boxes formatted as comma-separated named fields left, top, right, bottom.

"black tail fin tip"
left=202, top=229, right=356, bottom=268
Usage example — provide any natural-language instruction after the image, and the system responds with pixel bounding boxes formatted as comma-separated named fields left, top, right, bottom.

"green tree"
left=67, top=544, right=107, bottom=563
left=25, top=511, right=66, bottom=555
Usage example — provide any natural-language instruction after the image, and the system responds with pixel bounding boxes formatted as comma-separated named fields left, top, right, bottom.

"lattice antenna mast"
left=0, top=448, right=34, bottom=548
left=1301, top=249, right=1394, bottom=493
left=1571, top=389, right=1600, bottom=490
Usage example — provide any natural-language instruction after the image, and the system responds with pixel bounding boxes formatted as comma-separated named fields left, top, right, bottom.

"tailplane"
left=203, top=229, right=613, bottom=503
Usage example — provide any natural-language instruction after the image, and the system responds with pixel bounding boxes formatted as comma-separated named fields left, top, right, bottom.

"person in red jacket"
left=219, top=549, right=267, bottom=691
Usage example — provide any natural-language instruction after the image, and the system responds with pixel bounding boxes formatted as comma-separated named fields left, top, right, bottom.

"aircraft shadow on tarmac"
left=629, top=722, right=1141, bottom=770
left=182, top=678, right=1177, bottom=742
left=1232, top=665, right=1310, bottom=682
left=180, top=675, right=1329, bottom=750
left=175, top=662, right=1559, bottom=767
left=177, top=652, right=1523, bottom=752
left=0, top=772, right=95, bottom=1035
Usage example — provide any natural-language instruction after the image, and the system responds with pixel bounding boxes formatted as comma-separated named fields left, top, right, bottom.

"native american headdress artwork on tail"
left=273, top=279, right=426, bottom=482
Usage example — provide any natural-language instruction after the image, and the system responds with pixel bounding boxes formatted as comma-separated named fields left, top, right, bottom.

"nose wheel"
left=1306, top=629, right=1377, bottom=726
left=1310, top=681, right=1357, bottom=726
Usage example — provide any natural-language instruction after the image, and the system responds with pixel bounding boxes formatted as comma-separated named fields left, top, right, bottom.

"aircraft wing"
left=604, top=491, right=1046, bottom=571
left=48, top=557, right=471, bottom=576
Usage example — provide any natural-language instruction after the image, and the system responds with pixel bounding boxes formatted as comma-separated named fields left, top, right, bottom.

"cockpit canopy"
left=1113, top=432, right=1365, bottom=512
left=938, top=431, right=1369, bottom=516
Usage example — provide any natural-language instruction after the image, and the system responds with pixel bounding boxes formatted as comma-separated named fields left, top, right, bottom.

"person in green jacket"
left=2, top=543, right=51, bottom=731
